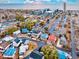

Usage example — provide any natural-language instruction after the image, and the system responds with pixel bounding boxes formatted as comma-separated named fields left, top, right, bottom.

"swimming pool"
left=3, top=45, right=16, bottom=56
left=58, top=50, right=68, bottom=59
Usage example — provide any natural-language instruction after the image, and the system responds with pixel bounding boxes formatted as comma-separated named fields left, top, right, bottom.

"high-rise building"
left=64, top=2, right=66, bottom=12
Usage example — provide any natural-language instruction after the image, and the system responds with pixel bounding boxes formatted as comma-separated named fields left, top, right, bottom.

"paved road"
left=70, top=17, right=77, bottom=59
left=49, top=16, right=62, bottom=34
left=48, top=13, right=77, bottom=59
left=61, top=15, right=67, bottom=29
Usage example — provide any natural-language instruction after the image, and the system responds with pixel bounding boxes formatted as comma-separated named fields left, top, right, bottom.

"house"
left=20, top=28, right=29, bottom=34
left=13, top=38, right=21, bottom=47
left=13, top=30, right=20, bottom=36
left=2, top=35, right=14, bottom=41
left=30, top=50, right=43, bottom=59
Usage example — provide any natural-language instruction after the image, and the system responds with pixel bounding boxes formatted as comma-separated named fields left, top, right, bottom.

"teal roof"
left=40, top=33, right=48, bottom=39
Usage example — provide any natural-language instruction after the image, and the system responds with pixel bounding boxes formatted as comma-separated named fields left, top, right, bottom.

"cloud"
left=0, top=0, right=78, bottom=4
left=24, top=0, right=35, bottom=3
left=0, top=0, right=9, bottom=3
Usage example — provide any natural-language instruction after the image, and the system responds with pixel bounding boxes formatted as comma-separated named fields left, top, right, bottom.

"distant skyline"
left=0, top=3, right=79, bottom=11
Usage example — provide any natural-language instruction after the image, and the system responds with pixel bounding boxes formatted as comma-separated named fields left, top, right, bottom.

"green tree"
left=6, top=27, right=18, bottom=35
left=25, top=20, right=35, bottom=31
left=20, top=22, right=26, bottom=29
left=16, top=15, right=25, bottom=21
left=41, top=45, right=58, bottom=59
left=19, top=16, right=25, bottom=21
left=16, top=15, right=20, bottom=21
left=40, top=21, right=45, bottom=26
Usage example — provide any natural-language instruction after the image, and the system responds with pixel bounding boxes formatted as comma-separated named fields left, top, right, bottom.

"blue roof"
left=21, top=39, right=26, bottom=43
left=40, top=33, right=48, bottom=39
left=24, top=40, right=30, bottom=44
left=14, top=38, right=20, bottom=43
left=30, top=50, right=43, bottom=59
left=37, top=41, right=46, bottom=48
left=31, top=29, right=37, bottom=33
left=21, top=28, right=29, bottom=33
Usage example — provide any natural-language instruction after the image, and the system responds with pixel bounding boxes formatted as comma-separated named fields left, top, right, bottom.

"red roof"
left=48, top=35, right=56, bottom=43
left=0, top=53, right=3, bottom=59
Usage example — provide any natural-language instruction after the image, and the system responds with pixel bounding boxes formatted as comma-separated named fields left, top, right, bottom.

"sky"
left=0, top=0, right=78, bottom=4
left=0, top=0, right=79, bottom=10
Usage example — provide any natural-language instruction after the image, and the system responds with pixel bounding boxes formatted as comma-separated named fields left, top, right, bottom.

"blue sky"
left=0, top=0, right=78, bottom=4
